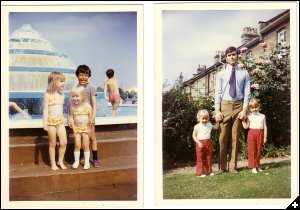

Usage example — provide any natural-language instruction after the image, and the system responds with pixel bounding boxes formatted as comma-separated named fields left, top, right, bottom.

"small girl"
left=242, top=98, right=267, bottom=173
left=69, top=86, right=92, bottom=170
left=192, top=109, right=219, bottom=177
left=43, top=72, right=67, bottom=170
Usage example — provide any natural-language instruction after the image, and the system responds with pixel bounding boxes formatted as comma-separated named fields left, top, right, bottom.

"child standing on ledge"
left=43, top=71, right=67, bottom=170
left=104, top=68, right=121, bottom=117
left=67, top=65, right=100, bottom=167
left=69, top=86, right=92, bottom=170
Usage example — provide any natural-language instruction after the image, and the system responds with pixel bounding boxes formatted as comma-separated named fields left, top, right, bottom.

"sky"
left=162, top=9, right=287, bottom=87
left=9, top=12, right=137, bottom=90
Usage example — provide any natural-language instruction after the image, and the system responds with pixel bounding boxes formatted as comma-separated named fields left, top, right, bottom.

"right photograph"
left=155, top=2, right=298, bottom=208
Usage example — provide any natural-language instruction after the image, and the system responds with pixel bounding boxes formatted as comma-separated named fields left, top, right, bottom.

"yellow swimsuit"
left=48, top=94, right=65, bottom=106
left=73, top=104, right=91, bottom=134
left=47, top=94, right=65, bottom=128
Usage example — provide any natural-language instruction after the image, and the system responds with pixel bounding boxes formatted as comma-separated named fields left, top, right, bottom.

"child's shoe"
left=83, top=163, right=90, bottom=170
left=198, top=174, right=206, bottom=178
left=209, top=172, right=215, bottom=176
left=251, top=168, right=257, bottom=173
left=257, top=168, right=263, bottom=172
left=72, top=162, right=79, bottom=169
left=92, top=159, right=100, bottom=168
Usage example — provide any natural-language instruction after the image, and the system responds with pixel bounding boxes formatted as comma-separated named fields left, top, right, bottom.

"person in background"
left=9, top=102, right=30, bottom=118
left=104, top=68, right=121, bottom=117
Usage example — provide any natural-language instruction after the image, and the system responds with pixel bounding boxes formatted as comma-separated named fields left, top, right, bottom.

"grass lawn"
left=163, top=162, right=291, bottom=199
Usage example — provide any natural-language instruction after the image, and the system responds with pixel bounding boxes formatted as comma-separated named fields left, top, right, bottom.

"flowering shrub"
left=239, top=42, right=291, bottom=146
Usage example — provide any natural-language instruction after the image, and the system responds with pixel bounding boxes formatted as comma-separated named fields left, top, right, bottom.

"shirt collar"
left=226, top=64, right=239, bottom=71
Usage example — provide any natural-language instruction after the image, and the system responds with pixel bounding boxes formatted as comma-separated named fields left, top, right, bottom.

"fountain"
left=9, top=24, right=137, bottom=124
left=9, top=24, right=77, bottom=92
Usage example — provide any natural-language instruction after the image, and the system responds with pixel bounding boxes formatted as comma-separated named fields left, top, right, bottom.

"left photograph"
left=2, top=4, right=143, bottom=207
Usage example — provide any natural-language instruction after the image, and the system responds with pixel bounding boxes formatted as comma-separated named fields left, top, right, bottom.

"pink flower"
left=259, top=60, right=268, bottom=65
left=259, top=42, right=267, bottom=48
left=251, top=84, right=260, bottom=89
left=240, top=47, right=248, bottom=53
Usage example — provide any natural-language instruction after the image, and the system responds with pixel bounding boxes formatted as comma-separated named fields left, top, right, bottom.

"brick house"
left=180, top=10, right=290, bottom=97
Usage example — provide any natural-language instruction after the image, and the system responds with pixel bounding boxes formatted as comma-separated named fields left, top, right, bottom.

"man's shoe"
left=229, top=169, right=239, bottom=174
left=215, top=169, right=225, bottom=175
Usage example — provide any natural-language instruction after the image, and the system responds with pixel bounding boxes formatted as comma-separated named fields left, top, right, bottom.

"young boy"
left=104, top=69, right=121, bottom=117
left=68, top=64, right=100, bottom=167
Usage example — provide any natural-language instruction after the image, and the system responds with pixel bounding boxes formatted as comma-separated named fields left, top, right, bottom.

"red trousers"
left=195, top=139, right=212, bottom=176
left=247, top=129, right=264, bottom=168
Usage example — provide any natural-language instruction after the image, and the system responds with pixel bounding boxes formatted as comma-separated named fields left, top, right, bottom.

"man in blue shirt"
left=214, top=46, right=251, bottom=174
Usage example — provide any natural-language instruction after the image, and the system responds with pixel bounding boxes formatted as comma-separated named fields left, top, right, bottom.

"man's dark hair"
left=76, top=64, right=91, bottom=77
left=225, top=46, right=237, bottom=56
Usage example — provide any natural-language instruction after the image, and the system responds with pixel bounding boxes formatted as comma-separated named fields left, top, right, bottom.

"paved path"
left=164, top=156, right=291, bottom=176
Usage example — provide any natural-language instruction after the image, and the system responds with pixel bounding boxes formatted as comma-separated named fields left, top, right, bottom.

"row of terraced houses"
left=179, top=10, right=290, bottom=97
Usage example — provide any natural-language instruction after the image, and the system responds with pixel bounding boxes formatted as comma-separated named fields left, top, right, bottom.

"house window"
left=277, top=29, right=287, bottom=57
left=277, top=29, right=287, bottom=43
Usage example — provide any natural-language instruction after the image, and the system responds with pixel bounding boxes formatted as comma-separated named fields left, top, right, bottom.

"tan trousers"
left=219, top=100, right=243, bottom=170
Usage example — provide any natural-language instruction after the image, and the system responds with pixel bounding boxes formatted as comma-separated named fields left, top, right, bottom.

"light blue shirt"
left=214, top=64, right=251, bottom=110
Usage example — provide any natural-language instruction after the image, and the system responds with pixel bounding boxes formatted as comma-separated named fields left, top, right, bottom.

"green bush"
left=162, top=89, right=199, bottom=167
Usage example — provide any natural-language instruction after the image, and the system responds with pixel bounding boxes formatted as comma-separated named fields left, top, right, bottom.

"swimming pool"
left=9, top=91, right=137, bottom=119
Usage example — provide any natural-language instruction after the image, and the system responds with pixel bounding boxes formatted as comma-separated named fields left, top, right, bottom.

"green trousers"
left=219, top=100, right=243, bottom=170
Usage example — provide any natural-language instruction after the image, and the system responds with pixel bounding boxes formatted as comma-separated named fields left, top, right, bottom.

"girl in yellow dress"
left=69, top=86, right=92, bottom=170
left=43, top=72, right=67, bottom=170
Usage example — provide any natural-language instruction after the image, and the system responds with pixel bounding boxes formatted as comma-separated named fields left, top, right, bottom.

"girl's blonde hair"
left=248, top=98, right=260, bottom=109
left=47, top=71, right=65, bottom=94
left=196, top=109, right=210, bottom=122
left=70, top=86, right=87, bottom=104
left=70, top=86, right=88, bottom=114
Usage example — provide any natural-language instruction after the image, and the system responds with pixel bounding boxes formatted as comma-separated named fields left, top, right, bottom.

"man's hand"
left=238, top=109, right=247, bottom=121
left=215, top=110, right=223, bottom=122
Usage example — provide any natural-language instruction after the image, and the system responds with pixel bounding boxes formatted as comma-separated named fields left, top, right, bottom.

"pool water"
left=9, top=92, right=137, bottom=119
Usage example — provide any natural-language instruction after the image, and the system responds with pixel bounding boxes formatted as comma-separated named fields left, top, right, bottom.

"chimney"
left=197, top=65, right=206, bottom=73
left=178, top=72, right=183, bottom=84
left=258, top=21, right=268, bottom=30
left=214, top=51, right=225, bottom=64
left=241, top=27, right=259, bottom=44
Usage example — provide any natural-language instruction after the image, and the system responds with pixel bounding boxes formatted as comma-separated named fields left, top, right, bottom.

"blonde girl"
left=43, top=72, right=67, bottom=170
left=192, top=109, right=219, bottom=177
left=242, top=98, right=267, bottom=173
left=69, top=86, right=92, bottom=170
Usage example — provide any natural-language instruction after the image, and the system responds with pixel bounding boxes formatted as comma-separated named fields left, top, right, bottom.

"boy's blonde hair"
left=196, top=109, right=210, bottom=122
left=248, top=98, right=260, bottom=109
left=70, top=86, right=87, bottom=104
left=47, top=71, right=65, bottom=94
